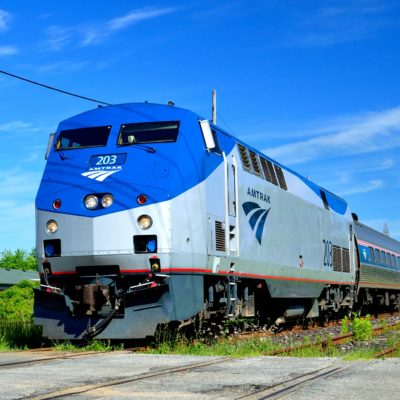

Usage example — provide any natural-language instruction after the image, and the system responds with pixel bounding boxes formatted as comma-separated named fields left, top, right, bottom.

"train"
left=34, top=102, right=400, bottom=339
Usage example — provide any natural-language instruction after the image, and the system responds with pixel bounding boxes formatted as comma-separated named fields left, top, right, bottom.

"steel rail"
left=24, top=357, right=231, bottom=400
left=264, top=321, right=400, bottom=356
left=235, top=365, right=347, bottom=399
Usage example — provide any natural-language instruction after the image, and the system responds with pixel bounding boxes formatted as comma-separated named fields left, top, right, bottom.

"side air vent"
left=342, top=248, right=350, bottom=273
left=237, top=144, right=251, bottom=171
left=215, top=221, right=226, bottom=252
left=274, top=165, right=287, bottom=191
left=260, top=157, right=272, bottom=182
left=249, top=150, right=261, bottom=176
left=266, top=159, right=278, bottom=186
left=333, top=245, right=342, bottom=272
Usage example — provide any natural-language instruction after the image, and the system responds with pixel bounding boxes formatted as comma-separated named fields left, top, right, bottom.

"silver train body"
left=34, top=103, right=400, bottom=339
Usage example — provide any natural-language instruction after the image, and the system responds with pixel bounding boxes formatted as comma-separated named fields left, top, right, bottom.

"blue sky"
left=0, top=0, right=399, bottom=251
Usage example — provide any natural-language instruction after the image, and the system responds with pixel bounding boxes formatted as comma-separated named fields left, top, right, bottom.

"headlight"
left=137, top=215, right=153, bottom=230
left=101, top=194, right=114, bottom=208
left=84, top=195, right=98, bottom=209
left=46, top=220, right=58, bottom=234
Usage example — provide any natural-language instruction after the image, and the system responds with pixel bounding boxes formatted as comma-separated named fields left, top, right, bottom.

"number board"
left=89, top=153, right=127, bottom=167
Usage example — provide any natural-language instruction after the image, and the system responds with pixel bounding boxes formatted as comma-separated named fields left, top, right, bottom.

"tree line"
left=0, top=249, right=37, bottom=271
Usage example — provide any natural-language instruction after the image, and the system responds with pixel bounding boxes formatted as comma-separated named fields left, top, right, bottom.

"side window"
left=369, top=246, right=375, bottom=263
left=374, top=249, right=380, bottom=263
left=380, top=250, right=386, bottom=265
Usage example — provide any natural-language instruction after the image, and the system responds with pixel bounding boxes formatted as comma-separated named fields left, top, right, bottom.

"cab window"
left=118, top=121, right=179, bottom=145
left=56, top=126, right=111, bottom=150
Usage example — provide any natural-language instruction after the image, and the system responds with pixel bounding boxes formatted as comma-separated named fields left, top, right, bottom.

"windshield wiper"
left=57, top=150, right=73, bottom=160
left=118, top=143, right=156, bottom=153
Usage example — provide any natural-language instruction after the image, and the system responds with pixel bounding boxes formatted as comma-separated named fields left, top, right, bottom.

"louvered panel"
left=237, top=144, right=251, bottom=171
left=215, top=220, right=226, bottom=252
left=342, top=248, right=350, bottom=273
left=248, top=150, right=261, bottom=176
left=266, top=159, right=278, bottom=186
left=274, top=165, right=287, bottom=190
left=359, top=265, right=400, bottom=288
left=260, top=157, right=272, bottom=182
left=332, top=245, right=342, bottom=272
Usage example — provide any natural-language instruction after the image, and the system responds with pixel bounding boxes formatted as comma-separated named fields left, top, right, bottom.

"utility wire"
left=217, top=111, right=235, bottom=134
left=0, top=69, right=112, bottom=106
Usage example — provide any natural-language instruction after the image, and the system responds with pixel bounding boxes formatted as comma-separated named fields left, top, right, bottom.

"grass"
left=148, top=336, right=282, bottom=357
left=51, top=339, right=123, bottom=352
left=342, top=348, right=377, bottom=360
left=145, top=315, right=400, bottom=359
left=0, top=320, right=42, bottom=350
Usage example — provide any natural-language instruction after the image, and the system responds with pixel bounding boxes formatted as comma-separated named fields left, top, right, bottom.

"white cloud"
left=37, top=60, right=90, bottom=74
left=0, top=45, right=17, bottom=56
left=46, top=7, right=176, bottom=50
left=107, top=7, right=175, bottom=31
left=265, top=106, right=400, bottom=165
left=339, top=179, right=383, bottom=196
left=0, top=168, right=41, bottom=196
left=46, top=26, right=72, bottom=51
left=0, top=121, right=32, bottom=133
left=287, top=1, right=397, bottom=47
left=0, top=9, right=10, bottom=31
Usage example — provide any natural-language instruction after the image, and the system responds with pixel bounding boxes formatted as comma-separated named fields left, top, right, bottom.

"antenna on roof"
left=212, top=89, right=217, bottom=124
left=383, top=223, right=390, bottom=236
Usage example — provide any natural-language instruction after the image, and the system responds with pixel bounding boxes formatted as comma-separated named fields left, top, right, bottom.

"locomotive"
left=34, top=102, right=400, bottom=339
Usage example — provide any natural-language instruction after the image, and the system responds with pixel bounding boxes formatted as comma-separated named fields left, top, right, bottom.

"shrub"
left=0, top=280, right=42, bottom=348
left=352, top=314, right=373, bottom=341
left=340, top=316, right=350, bottom=334
left=0, top=280, right=38, bottom=321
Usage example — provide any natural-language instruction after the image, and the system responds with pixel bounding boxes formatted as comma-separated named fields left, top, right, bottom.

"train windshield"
left=117, top=121, right=179, bottom=145
left=56, top=126, right=111, bottom=150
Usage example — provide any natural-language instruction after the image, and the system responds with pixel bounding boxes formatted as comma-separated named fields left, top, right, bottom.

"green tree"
left=0, top=248, right=37, bottom=271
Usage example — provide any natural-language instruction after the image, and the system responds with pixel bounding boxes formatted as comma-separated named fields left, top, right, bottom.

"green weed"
left=52, top=339, right=121, bottom=352
left=0, top=320, right=42, bottom=349
left=340, top=316, right=350, bottom=335
left=352, top=314, right=373, bottom=341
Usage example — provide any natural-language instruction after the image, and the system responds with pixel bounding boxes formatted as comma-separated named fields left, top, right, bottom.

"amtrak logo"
left=362, top=249, right=367, bottom=260
left=81, top=166, right=122, bottom=182
left=242, top=201, right=271, bottom=245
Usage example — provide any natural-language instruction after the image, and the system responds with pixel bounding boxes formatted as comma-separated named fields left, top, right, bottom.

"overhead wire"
left=217, top=111, right=236, bottom=134
left=0, top=69, right=112, bottom=106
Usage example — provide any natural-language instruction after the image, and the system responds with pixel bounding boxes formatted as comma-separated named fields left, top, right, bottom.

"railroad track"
left=237, top=365, right=347, bottom=399
left=0, top=347, right=148, bottom=369
left=0, top=350, right=123, bottom=369
left=374, top=342, right=400, bottom=358
left=20, top=356, right=346, bottom=400
left=24, top=356, right=231, bottom=400
left=264, top=321, right=400, bottom=356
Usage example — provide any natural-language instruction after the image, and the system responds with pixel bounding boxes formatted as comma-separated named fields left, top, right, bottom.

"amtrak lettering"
left=81, top=165, right=122, bottom=182
left=247, top=187, right=271, bottom=204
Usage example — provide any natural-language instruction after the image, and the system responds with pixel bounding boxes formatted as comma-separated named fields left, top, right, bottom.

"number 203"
left=96, top=155, right=117, bottom=165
